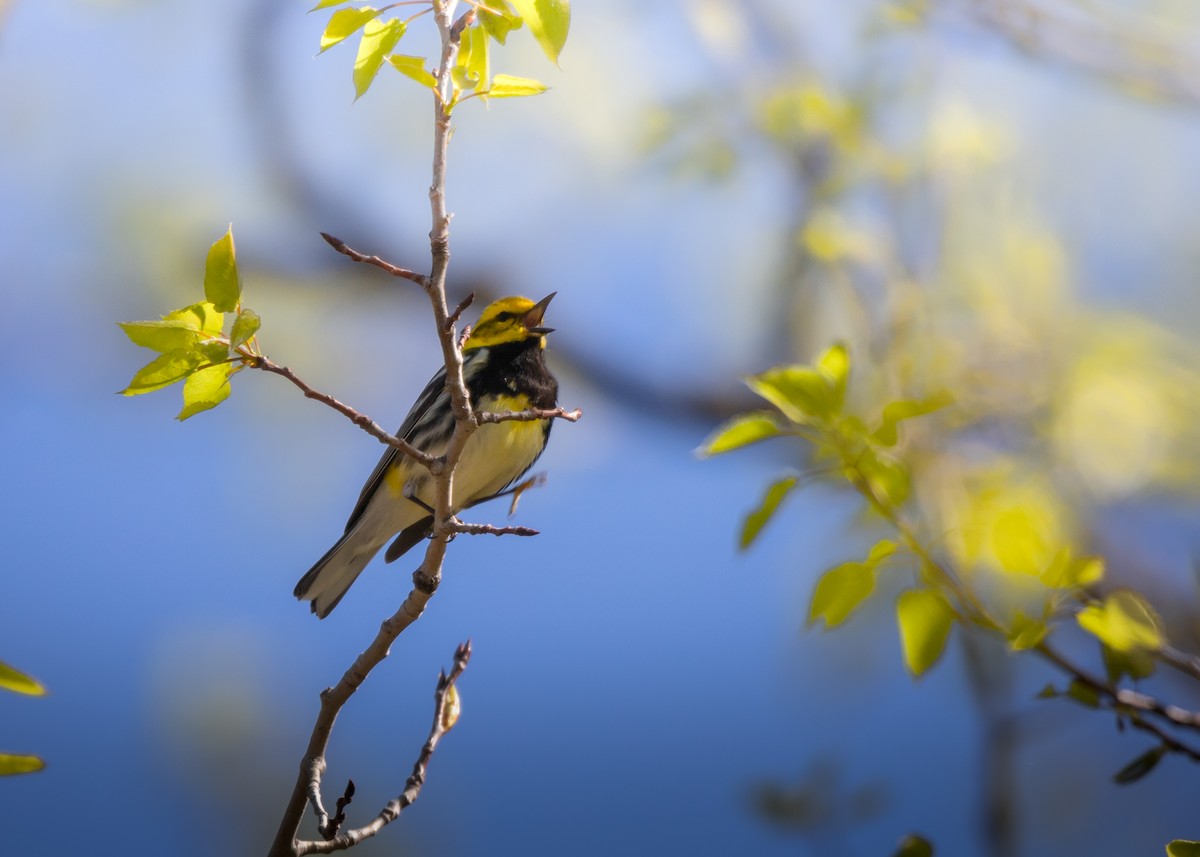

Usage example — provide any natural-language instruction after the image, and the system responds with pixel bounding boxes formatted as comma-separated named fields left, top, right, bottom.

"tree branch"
left=475, top=406, right=583, bottom=426
left=243, top=353, right=438, bottom=469
left=268, top=588, right=438, bottom=856
left=292, top=642, right=472, bottom=855
left=319, top=232, right=431, bottom=287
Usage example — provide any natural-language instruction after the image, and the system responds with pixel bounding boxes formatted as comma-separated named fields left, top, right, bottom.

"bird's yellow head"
left=463, top=293, right=556, bottom=351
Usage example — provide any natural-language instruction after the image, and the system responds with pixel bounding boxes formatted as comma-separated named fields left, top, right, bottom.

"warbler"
left=294, top=294, right=559, bottom=617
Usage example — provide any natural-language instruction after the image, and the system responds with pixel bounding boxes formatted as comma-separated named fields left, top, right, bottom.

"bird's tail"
left=294, top=526, right=385, bottom=619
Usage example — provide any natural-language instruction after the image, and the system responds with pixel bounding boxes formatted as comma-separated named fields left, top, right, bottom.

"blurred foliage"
left=686, top=0, right=1200, bottom=852
left=0, top=659, right=45, bottom=776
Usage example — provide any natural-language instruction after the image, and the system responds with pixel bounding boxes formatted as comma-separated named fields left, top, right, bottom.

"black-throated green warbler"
left=294, top=294, right=559, bottom=617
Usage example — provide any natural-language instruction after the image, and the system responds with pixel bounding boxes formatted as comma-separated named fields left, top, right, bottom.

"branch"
left=268, top=587, right=439, bottom=857
left=320, top=232, right=430, bottom=287
left=243, top=354, right=438, bottom=470
left=293, top=642, right=472, bottom=855
left=449, top=518, right=539, bottom=538
left=475, top=406, right=583, bottom=426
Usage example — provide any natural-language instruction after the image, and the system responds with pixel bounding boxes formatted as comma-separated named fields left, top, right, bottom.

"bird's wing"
left=343, top=364, right=450, bottom=533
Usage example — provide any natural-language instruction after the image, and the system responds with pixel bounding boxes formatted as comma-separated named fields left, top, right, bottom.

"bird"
left=294, top=293, right=559, bottom=618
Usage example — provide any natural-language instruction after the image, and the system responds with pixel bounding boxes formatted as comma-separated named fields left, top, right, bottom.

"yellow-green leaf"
left=740, top=476, right=798, bottom=549
left=310, top=0, right=350, bottom=10
left=1103, top=640, right=1156, bottom=682
left=892, top=834, right=934, bottom=857
left=696, top=412, right=781, bottom=457
left=0, top=661, right=45, bottom=696
left=121, top=349, right=206, bottom=396
left=1041, top=553, right=1105, bottom=589
left=320, top=5, right=382, bottom=52
left=1077, top=591, right=1163, bottom=654
left=229, top=308, right=261, bottom=350
left=388, top=54, right=436, bottom=89
left=1167, top=841, right=1200, bottom=857
left=0, top=754, right=44, bottom=776
left=867, top=539, right=899, bottom=563
left=809, top=561, right=877, bottom=629
left=747, top=365, right=834, bottom=424
left=509, top=0, right=569, bottom=65
left=353, top=18, right=405, bottom=99
left=858, top=447, right=910, bottom=508
left=1007, top=610, right=1049, bottom=651
left=204, top=226, right=240, bottom=312
left=479, top=2, right=522, bottom=44
left=815, top=342, right=849, bottom=411
left=896, top=588, right=954, bottom=677
left=872, top=393, right=953, bottom=446
left=461, top=24, right=489, bottom=90
left=118, top=320, right=201, bottom=353
left=178, top=363, right=238, bottom=421
left=164, top=302, right=224, bottom=337
left=488, top=73, right=548, bottom=98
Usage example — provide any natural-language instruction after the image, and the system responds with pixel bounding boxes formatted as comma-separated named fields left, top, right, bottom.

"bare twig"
left=243, top=354, right=438, bottom=469
left=475, top=406, right=583, bottom=426
left=449, top=519, right=540, bottom=538
left=268, top=587, right=438, bottom=857
left=293, top=642, right=472, bottom=855
left=320, top=232, right=430, bottom=287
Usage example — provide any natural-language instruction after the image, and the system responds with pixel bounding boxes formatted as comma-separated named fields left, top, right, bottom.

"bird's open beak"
left=523, top=292, right=556, bottom=335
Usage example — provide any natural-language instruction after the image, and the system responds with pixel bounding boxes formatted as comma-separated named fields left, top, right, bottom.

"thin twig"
left=475, top=406, right=583, bottom=426
left=293, top=642, right=472, bottom=855
left=449, top=519, right=540, bottom=538
left=243, top=354, right=438, bottom=469
left=320, top=232, right=430, bottom=287
left=268, top=587, right=439, bottom=857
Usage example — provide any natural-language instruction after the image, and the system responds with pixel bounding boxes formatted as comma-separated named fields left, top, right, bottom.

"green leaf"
left=118, top=320, right=201, bottom=353
left=204, top=226, right=240, bottom=312
left=388, top=55, right=436, bottom=89
left=1113, top=745, right=1166, bottom=785
left=867, top=539, right=899, bottom=563
left=893, top=834, right=934, bottom=857
left=809, top=561, right=877, bottom=629
left=0, top=754, right=44, bottom=776
left=509, top=0, right=570, bottom=65
left=1167, top=841, right=1200, bottom=857
left=740, top=476, right=799, bottom=549
left=697, top=412, right=781, bottom=457
left=479, top=1, right=522, bottom=44
left=1103, top=641, right=1156, bottom=683
left=121, top=348, right=206, bottom=396
left=1041, top=553, right=1105, bottom=589
left=896, top=589, right=954, bottom=677
left=1065, top=678, right=1101, bottom=708
left=1077, top=591, right=1163, bottom=654
left=815, top=342, right=849, bottom=412
left=320, top=5, right=383, bottom=52
left=354, top=18, right=406, bottom=99
left=0, top=661, right=45, bottom=696
left=178, top=363, right=238, bottom=421
left=858, top=447, right=910, bottom=508
left=1007, top=610, right=1049, bottom=651
left=454, top=23, right=490, bottom=92
left=310, top=0, right=350, bottom=10
left=747, top=365, right=834, bottom=424
left=872, top=392, right=953, bottom=446
left=229, top=308, right=261, bottom=350
left=164, top=302, right=224, bottom=336
left=1035, top=683, right=1059, bottom=699
left=487, top=73, right=548, bottom=99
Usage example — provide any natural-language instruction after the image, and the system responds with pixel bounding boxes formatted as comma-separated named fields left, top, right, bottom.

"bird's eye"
left=495, top=311, right=514, bottom=322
